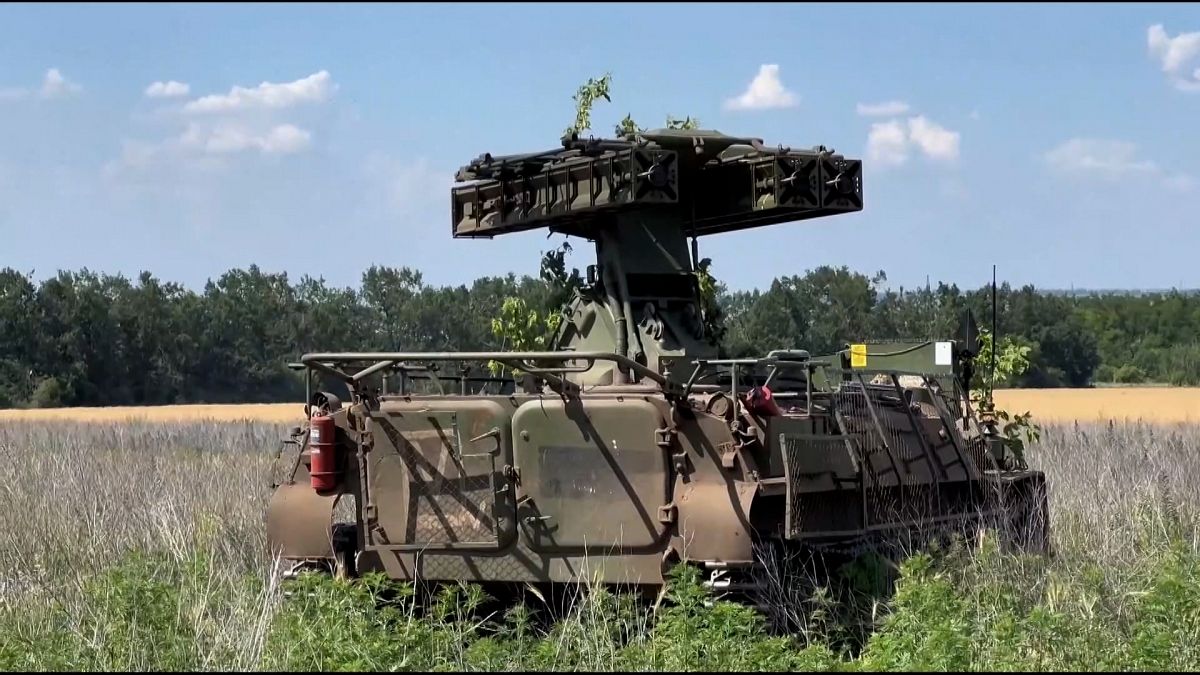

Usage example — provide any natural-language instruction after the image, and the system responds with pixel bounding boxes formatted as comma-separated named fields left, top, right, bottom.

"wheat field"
left=993, top=387, right=1200, bottom=423
left=0, top=402, right=310, bottom=423
left=1, top=387, right=1197, bottom=424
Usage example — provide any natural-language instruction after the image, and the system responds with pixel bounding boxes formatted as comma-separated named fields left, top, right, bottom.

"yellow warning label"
left=850, top=344, right=867, bottom=368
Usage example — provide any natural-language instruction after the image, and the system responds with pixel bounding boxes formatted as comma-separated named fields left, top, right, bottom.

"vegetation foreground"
left=2, top=419, right=1200, bottom=671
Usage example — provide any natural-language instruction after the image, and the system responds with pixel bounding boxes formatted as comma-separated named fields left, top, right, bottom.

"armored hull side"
left=268, top=371, right=1049, bottom=591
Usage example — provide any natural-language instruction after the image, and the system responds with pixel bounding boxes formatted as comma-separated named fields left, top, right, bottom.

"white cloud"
left=183, top=70, right=334, bottom=113
left=259, top=125, right=311, bottom=154
left=108, top=71, right=330, bottom=176
left=865, top=115, right=960, bottom=168
left=39, top=68, right=81, bottom=99
left=107, top=122, right=313, bottom=178
left=1148, top=24, right=1200, bottom=91
left=180, top=122, right=311, bottom=155
left=907, top=115, right=960, bottom=161
left=1042, top=137, right=1194, bottom=190
left=1043, top=138, right=1159, bottom=178
left=866, top=120, right=910, bottom=167
left=144, top=80, right=190, bottom=98
left=723, top=64, right=798, bottom=111
left=1, top=68, right=80, bottom=101
left=857, top=100, right=910, bottom=117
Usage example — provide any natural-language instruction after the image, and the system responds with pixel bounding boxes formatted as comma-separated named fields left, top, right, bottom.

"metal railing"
left=288, top=349, right=974, bottom=423
left=681, top=350, right=835, bottom=411
left=680, top=353, right=974, bottom=426
left=293, top=351, right=683, bottom=400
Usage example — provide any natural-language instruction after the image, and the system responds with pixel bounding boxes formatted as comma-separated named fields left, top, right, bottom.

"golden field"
left=0, top=402, right=309, bottom=424
left=0, top=387, right=1197, bottom=424
left=992, top=387, right=1200, bottom=424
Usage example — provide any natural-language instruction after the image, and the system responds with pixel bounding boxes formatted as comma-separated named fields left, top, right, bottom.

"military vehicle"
left=266, top=128, right=1049, bottom=608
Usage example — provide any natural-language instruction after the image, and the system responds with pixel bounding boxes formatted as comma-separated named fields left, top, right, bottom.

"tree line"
left=1, top=255, right=1198, bottom=409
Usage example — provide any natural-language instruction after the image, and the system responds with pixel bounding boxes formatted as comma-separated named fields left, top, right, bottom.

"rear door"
left=510, top=397, right=671, bottom=553
left=364, top=398, right=517, bottom=551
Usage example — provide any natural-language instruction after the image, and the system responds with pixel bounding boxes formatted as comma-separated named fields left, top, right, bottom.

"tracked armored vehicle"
left=267, top=128, right=1049, bottom=604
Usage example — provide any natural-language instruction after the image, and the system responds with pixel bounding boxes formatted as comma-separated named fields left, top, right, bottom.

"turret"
left=451, top=128, right=863, bottom=386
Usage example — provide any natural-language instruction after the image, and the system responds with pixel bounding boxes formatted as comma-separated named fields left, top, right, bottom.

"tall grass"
left=0, top=420, right=282, bottom=671
left=1, top=418, right=1199, bottom=670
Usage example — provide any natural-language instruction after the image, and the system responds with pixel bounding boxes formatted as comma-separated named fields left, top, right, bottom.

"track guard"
left=267, top=482, right=339, bottom=560
left=674, top=480, right=757, bottom=563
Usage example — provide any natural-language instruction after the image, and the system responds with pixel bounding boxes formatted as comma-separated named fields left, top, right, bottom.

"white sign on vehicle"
left=935, top=341, right=953, bottom=366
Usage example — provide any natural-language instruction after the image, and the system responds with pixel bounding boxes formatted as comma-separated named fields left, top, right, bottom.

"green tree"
left=723, top=266, right=884, bottom=358
left=197, top=266, right=301, bottom=403
left=0, top=268, right=40, bottom=405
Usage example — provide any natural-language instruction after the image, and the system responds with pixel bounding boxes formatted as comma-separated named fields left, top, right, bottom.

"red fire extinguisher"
left=744, top=384, right=783, bottom=417
left=308, top=414, right=339, bottom=492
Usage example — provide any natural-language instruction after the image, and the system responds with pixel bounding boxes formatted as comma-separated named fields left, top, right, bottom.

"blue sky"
left=2, top=2, right=1199, bottom=293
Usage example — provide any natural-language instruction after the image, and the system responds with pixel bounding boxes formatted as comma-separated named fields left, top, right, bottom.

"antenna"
left=990, top=264, right=997, bottom=406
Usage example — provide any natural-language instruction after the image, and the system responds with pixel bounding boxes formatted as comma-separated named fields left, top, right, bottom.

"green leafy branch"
left=695, top=258, right=725, bottom=345
left=971, top=328, right=1041, bottom=459
left=538, top=240, right=583, bottom=311
left=487, top=297, right=562, bottom=377
left=565, top=74, right=613, bottom=137
left=565, top=72, right=701, bottom=138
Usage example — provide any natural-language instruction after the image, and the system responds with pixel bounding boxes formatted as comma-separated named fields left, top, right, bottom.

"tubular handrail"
left=299, top=351, right=680, bottom=394
left=681, top=355, right=835, bottom=400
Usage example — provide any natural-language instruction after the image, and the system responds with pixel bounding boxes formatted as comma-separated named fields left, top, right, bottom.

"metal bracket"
left=503, top=464, right=521, bottom=485
left=655, top=427, right=676, bottom=448
left=658, top=503, right=677, bottom=524
left=719, top=441, right=738, bottom=470
left=672, top=451, right=690, bottom=476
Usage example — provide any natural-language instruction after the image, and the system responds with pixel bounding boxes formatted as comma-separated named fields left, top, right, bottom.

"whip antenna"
left=990, top=264, right=997, bottom=406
